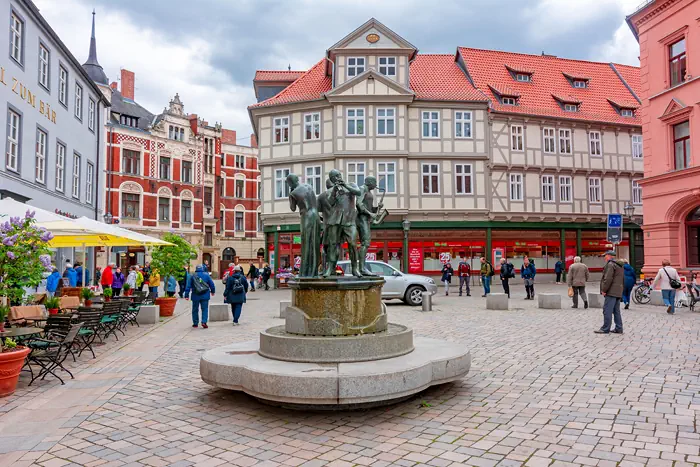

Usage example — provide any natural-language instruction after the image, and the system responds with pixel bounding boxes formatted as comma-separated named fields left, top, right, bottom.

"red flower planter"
left=48, top=308, right=59, bottom=315
left=0, top=346, right=31, bottom=397
left=155, top=297, right=177, bottom=317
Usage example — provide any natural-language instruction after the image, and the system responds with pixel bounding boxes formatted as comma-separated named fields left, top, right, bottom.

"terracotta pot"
left=48, top=308, right=59, bottom=315
left=104, top=297, right=111, bottom=302
left=85, top=300, right=92, bottom=307
left=0, top=323, right=4, bottom=332
left=0, top=346, right=31, bottom=397
left=155, top=297, right=177, bottom=317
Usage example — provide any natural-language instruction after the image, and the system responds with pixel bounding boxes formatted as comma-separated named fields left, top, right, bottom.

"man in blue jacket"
left=74, top=262, right=91, bottom=288
left=46, top=267, right=61, bottom=298
left=521, top=257, right=537, bottom=300
left=63, top=264, right=78, bottom=287
left=185, top=265, right=216, bottom=328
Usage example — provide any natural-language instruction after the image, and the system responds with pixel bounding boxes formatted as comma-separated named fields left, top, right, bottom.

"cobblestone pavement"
left=2, top=282, right=699, bottom=467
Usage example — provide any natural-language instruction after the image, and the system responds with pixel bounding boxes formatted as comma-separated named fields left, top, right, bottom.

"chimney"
left=250, top=133, right=258, bottom=148
left=121, top=69, right=135, bottom=100
left=110, top=81, right=117, bottom=90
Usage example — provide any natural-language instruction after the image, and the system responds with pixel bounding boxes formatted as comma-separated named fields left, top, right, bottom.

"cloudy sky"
left=34, top=0, right=641, bottom=144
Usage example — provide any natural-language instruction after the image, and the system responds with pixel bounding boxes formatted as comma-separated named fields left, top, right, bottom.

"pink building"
left=627, top=0, right=700, bottom=274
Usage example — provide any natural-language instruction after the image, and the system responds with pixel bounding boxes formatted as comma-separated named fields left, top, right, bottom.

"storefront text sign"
left=408, top=247, right=422, bottom=273
left=1, top=66, right=57, bottom=124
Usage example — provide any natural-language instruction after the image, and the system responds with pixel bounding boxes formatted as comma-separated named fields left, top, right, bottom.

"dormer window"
left=169, top=125, right=185, bottom=141
left=120, top=115, right=138, bottom=128
left=502, top=97, right=517, bottom=106
left=563, top=72, right=590, bottom=89
left=515, top=73, right=531, bottom=82
left=505, top=65, right=533, bottom=83
left=564, top=103, right=579, bottom=112
left=573, top=80, right=587, bottom=88
left=621, top=109, right=634, bottom=117
left=378, top=57, right=396, bottom=76
left=347, top=57, right=365, bottom=77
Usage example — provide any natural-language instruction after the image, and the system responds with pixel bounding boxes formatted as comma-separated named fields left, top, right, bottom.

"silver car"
left=337, top=260, right=438, bottom=306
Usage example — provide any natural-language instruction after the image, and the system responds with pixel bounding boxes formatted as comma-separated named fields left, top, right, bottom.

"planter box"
left=209, top=304, right=230, bottom=322
left=136, top=305, right=160, bottom=325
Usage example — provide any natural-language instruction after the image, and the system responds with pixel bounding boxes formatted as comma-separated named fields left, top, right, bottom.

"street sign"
left=607, top=213, right=623, bottom=244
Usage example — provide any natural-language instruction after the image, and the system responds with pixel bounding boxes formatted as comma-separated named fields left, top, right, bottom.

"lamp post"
left=623, top=201, right=636, bottom=270
left=103, top=212, right=113, bottom=224
left=402, top=219, right=411, bottom=273
left=623, top=201, right=635, bottom=220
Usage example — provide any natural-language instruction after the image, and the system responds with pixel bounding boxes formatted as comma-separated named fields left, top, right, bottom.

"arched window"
left=687, top=207, right=700, bottom=266
left=257, top=248, right=265, bottom=258
left=222, top=247, right=236, bottom=261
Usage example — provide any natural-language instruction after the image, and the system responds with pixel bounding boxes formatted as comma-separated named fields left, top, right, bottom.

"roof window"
left=502, top=97, right=518, bottom=106
left=563, top=103, right=579, bottom=112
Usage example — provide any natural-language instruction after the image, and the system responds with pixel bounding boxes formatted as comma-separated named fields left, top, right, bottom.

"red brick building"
left=101, top=70, right=263, bottom=277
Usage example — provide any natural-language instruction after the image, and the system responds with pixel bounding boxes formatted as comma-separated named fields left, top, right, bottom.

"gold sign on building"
left=366, top=33, right=380, bottom=43
left=0, top=66, right=57, bottom=124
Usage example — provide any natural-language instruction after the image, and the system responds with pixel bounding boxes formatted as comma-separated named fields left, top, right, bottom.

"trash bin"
left=421, top=292, right=432, bottom=312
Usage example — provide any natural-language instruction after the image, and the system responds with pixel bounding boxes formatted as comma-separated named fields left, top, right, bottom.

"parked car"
left=337, top=260, right=437, bottom=306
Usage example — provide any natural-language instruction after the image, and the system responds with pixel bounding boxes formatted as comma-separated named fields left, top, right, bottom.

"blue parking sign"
left=607, top=214, right=623, bottom=243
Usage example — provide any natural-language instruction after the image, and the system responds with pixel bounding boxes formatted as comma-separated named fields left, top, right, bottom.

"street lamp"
left=103, top=212, right=113, bottom=224
left=402, top=219, right=411, bottom=273
left=402, top=219, right=411, bottom=232
left=623, top=201, right=635, bottom=220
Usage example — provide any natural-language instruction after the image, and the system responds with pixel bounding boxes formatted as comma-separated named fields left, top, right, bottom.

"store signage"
left=294, top=256, right=301, bottom=268
left=606, top=214, right=623, bottom=244
left=1, top=67, right=56, bottom=124
left=366, top=252, right=376, bottom=261
left=439, top=252, right=451, bottom=264
left=408, top=247, right=422, bottom=273
left=293, top=235, right=301, bottom=244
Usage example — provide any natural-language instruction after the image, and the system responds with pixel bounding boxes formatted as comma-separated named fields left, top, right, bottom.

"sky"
left=34, top=0, right=642, bottom=144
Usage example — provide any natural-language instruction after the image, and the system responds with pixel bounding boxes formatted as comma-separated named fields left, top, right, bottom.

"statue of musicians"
left=323, top=169, right=362, bottom=278
left=286, top=174, right=320, bottom=278
left=356, top=176, right=383, bottom=276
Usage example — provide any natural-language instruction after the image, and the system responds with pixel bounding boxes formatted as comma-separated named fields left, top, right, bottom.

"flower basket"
left=44, top=297, right=60, bottom=315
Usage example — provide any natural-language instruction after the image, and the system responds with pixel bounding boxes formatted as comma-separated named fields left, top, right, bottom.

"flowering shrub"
left=0, top=210, right=54, bottom=305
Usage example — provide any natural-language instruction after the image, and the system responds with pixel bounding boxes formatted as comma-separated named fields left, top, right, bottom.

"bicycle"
left=632, top=277, right=653, bottom=305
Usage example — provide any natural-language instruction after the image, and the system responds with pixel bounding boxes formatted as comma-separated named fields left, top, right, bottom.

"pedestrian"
left=101, top=262, right=114, bottom=293
left=457, top=254, right=471, bottom=297
left=222, top=262, right=235, bottom=284
left=112, top=267, right=125, bottom=296
left=499, top=257, right=515, bottom=298
left=94, top=266, right=102, bottom=287
left=567, top=256, right=590, bottom=308
left=186, top=265, right=216, bottom=328
left=595, top=250, right=624, bottom=334
left=622, top=259, right=637, bottom=310
left=262, top=263, right=272, bottom=290
left=521, top=257, right=536, bottom=300
left=63, top=263, right=78, bottom=287
left=651, top=259, right=682, bottom=315
left=136, top=267, right=144, bottom=291
left=554, top=259, right=564, bottom=284
left=126, top=266, right=138, bottom=296
left=142, top=263, right=151, bottom=292
left=247, top=263, right=258, bottom=292
left=74, top=262, right=83, bottom=287
left=178, top=266, right=189, bottom=298
left=480, top=257, right=494, bottom=297
left=224, top=265, right=249, bottom=325
left=165, top=275, right=177, bottom=297
left=148, top=270, right=161, bottom=299
left=441, top=262, right=454, bottom=296
left=46, top=267, right=61, bottom=298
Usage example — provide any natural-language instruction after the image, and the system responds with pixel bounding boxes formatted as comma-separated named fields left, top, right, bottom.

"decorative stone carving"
left=120, top=182, right=142, bottom=194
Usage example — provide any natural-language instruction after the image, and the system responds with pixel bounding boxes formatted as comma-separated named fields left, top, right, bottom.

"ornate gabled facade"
left=250, top=18, right=645, bottom=279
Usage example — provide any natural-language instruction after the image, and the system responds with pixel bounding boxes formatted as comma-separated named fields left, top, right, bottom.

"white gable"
left=342, top=27, right=404, bottom=49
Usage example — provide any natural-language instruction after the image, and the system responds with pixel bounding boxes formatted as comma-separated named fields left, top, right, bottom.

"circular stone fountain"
left=200, top=276, right=470, bottom=409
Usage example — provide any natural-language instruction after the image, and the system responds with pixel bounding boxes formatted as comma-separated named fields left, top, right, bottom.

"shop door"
left=369, top=262, right=405, bottom=298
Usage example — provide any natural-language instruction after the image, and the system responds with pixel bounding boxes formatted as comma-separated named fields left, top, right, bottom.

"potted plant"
left=150, top=233, right=198, bottom=317
left=103, top=287, right=113, bottom=302
left=44, top=296, right=60, bottom=315
left=0, top=337, right=31, bottom=397
left=80, top=288, right=94, bottom=306
left=122, top=283, right=131, bottom=297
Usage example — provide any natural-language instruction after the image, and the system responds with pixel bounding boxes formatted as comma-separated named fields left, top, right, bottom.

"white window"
left=621, top=109, right=634, bottom=117
left=35, top=128, right=46, bottom=183
left=632, top=180, right=642, bottom=205
left=559, top=129, right=572, bottom=154
left=632, top=135, right=643, bottom=159
left=421, top=111, right=440, bottom=138
left=10, top=13, right=23, bottom=65
left=347, top=108, right=365, bottom=136
left=455, top=164, right=473, bottom=195
left=86, top=163, right=94, bottom=205
left=235, top=211, right=244, bottom=231
left=305, top=166, right=322, bottom=195
left=72, top=153, right=81, bottom=199
left=74, top=83, right=83, bottom=120
left=588, top=178, right=601, bottom=204
left=422, top=163, right=440, bottom=194
left=376, top=108, right=395, bottom=136
left=510, top=125, right=524, bottom=151
left=347, top=162, right=365, bottom=186
left=275, top=168, right=290, bottom=199
left=377, top=161, right=396, bottom=193
left=543, top=128, right=556, bottom=154
left=559, top=176, right=572, bottom=203
left=541, top=175, right=555, bottom=202
left=589, top=131, right=602, bottom=156
left=516, top=73, right=530, bottom=82
left=55, top=142, right=65, bottom=192
left=38, top=44, right=49, bottom=89
left=564, top=103, right=578, bottom=112
left=378, top=57, right=396, bottom=76
left=509, top=173, right=523, bottom=201
left=58, top=66, right=68, bottom=106
left=455, top=111, right=472, bottom=138
left=235, top=179, right=245, bottom=198
left=273, top=116, right=290, bottom=144
left=502, top=97, right=517, bottom=106
left=304, top=113, right=320, bottom=141
left=347, top=57, right=365, bottom=77
left=6, top=110, right=20, bottom=172
left=88, top=98, right=96, bottom=132
left=573, top=80, right=587, bottom=88
left=235, top=154, right=245, bottom=168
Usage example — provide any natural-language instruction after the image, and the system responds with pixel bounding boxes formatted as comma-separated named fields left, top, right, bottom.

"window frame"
left=454, top=163, right=473, bottom=195
left=38, top=41, right=50, bottom=91
left=515, top=73, right=530, bottom=82
left=235, top=154, right=245, bottom=169
left=204, top=187, right=213, bottom=208
left=71, top=152, right=81, bottom=199
left=558, top=128, right=572, bottom=154
left=305, top=165, right=322, bottom=195
left=564, top=103, right=579, bottom=112
left=9, top=10, right=24, bottom=67
left=58, top=65, right=68, bottom=108
left=632, top=180, right=642, bottom=205
left=673, top=120, right=691, bottom=170
left=6, top=107, right=22, bottom=173
left=181, top=160, right=192, bottom=183
left=421, top=163, right=440, bottom=195
left=181, top=199, right=192, bottom=224
left=35, top=126, right=47, bottom=184
left=158, top=196, right=170, bottom=222
left=159, top=156, right=171, bottom=180
left=235, top=210, right=245, bottom=232
left=88, top=98, right=96, bottom=132
left=502, top=97, right=517, bottom=106
left=347, top=57, right=365, bottom=78
left=632, top=134, right=643, bottom=159
left=377, top=161, right=396, bottom=194
left=273, top=116, right=290, bottom=144
left=573, top=80, right=587, bottom=89
left=378, top=56, right=396, bottom=77
left=669, top=38, right=687, bottom=87
left=620, top=109, right=634, bottom=117
left=588, top=177, right=602, bottom=204
left=303, top=112, right=321, bottom=141
left=421, top=111, right=440, bottom=139
left=346, top=108, right=366, bottom=136
left=55, top=140, right=65, bottom=193
left=589, top=130, right=602, bottom=157
left=559, top=175, right=572, bottom=203
left=235, top=178, right=245, bottom=198
left=510, top=124, right=524, bottom=151
left=121, top=193, right=140, bottom=219
left=454, top=111, right=472, bottom=139
left=541, top=174, right=555, bottom=203
left=543, top=127, right=556, bottom=154
left=509, top=173, right=523, bottom=201
left=376, top=107, right=396, bottom=136
left=346, top=161, right=366, bottom=186
left=86, top=162, right=94, bottom=205
left=275, top=168, right=291, bottom=199
left=74, top=83, right=83, bottom=121
left=122, top=149, right=140, bottom=176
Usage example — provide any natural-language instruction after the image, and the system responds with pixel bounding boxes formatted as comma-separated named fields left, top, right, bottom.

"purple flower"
left=2, top=236, right=14, bottom=246
left=9, top=216, right=22, bottom=227
left=6, top=252, right=15, bottom=260
left=40, top=231, right=54, bottom=242
left=0, top=222, right=10, bottom=233
left=25, top=209, right=35, bottom=219
left=40, top=254, right=52, bottom=271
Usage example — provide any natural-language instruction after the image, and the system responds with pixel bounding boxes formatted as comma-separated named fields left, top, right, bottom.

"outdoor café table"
left=0, top=327, right=43, bottom=343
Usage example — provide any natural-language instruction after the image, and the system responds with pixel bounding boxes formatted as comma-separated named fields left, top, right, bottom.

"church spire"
left=82, top=9, right=108, bottom=85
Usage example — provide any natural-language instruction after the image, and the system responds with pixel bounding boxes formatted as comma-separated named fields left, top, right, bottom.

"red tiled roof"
left=505, top=64, right=535, bottom=75
left=254, top=70, right=305, bottom=82
left=611, top=63, right=642, bottom=99
left=607, top=98, right=640, bottom=109
left=459, top=47, right=641, bottom=125
left=409, top=54, right=486, bottom=102
left=552, top=93, right=582, bottom=105
left=562, top=71, right=591, bottom=81
left=249, top=60, right=331, bottom=109
left=488, top=84, right=521, bottom=98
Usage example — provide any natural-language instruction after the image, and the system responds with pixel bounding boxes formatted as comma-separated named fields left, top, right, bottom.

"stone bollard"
left=421, top=292, right=432, bottom=312
left=486, top=293, right=509, bottom=310
left=279, top=300, right=291, bottom=318
left=209, top=304, right=230, bottom=322
left=587, top=293, right=604, bottom=308
left=136, top=305, right=159, bottom=325
left=538, top=293, right=562, bottom=309
left=650, top=290, right=664, bottom=306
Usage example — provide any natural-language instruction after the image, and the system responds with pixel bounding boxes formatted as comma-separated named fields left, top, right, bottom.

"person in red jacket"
left=101, top=262, right=114, bottom=290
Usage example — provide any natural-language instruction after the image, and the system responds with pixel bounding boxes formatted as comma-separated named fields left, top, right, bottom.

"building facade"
left=627, top=0, right=700, bottom=275
left=0, top=0, right=109, bottom=270
left=250, top=19, right=644, bottom=279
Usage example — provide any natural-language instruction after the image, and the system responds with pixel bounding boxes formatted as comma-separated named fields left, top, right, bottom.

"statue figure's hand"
left=378, top=203, right=384, bottom=210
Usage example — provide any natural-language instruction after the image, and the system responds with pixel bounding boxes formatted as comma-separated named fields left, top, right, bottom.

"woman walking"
left=441, top=262, right=454, bottom=296
left=652, top=259, right=682, bottom=315
left=224, top=265, right=249, bottom=325
left=112, top=267, right=125, bottom=297
left=125, top=266, right=138, bottom=296
left=622, top=259, right=637, bottom=310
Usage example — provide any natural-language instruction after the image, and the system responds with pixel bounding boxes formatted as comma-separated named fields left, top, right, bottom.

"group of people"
left=97, top=262, right=163, bottom=298
left=439, top=255, right=537, bottom=299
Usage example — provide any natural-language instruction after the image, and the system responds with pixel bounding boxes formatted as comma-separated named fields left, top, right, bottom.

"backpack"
left=458, top=263, right=470, bottom=276
left=487, top=262, right=495, bottom=277
left=230, top=276, right=244, bottom=294
left=192, top=275, right=209, bottom=294
left=508, top=263, right=515, bottom=278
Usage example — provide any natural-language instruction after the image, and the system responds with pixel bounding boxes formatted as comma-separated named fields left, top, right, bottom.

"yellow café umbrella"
left=73, top=217, right=173, bottom=247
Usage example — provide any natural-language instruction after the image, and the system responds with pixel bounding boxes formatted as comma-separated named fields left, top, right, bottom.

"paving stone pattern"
left=2, top=282, right=699, bottom=467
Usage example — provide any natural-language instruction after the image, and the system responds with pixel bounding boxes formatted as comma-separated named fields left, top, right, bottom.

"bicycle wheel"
left=635, top=286, right=651, bottom=304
